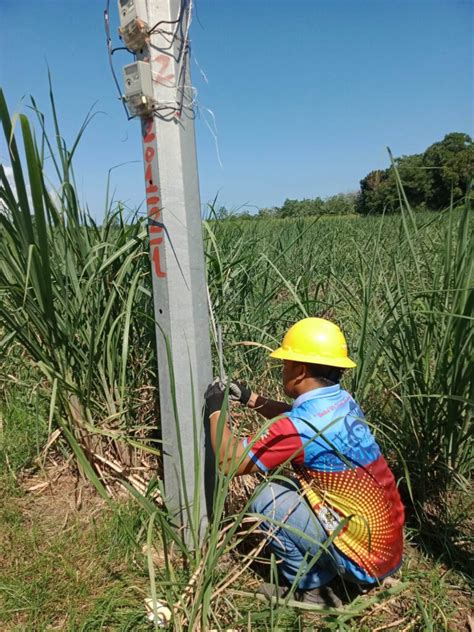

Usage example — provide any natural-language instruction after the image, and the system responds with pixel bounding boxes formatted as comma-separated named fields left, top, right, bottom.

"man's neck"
left=294, top=378, right=335, bottom=398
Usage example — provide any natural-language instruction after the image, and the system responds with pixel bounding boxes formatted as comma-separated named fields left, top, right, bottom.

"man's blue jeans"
left=250, top=478, right=368, bottom=590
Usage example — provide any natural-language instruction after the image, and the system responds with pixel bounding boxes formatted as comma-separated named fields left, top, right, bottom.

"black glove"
left=228, top=380, right=252, bottom=405
left=204, top=378, right=225, bottom=416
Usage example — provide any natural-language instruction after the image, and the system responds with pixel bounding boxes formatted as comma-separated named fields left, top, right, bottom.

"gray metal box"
left=123, top=61, right=155, bottom=116
left=118, top=0, right=147, bottom=28
left=118, top=0, right=148, bottom=50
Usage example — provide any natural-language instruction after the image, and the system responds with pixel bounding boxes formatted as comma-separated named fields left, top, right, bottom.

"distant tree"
left=423, top=133, right=473, bottom=209
left=322, top=192, right=357, bottom=215
left=356, top=170, right=392, bottom=215
left=211, top=205, right=230, bottom=219
left=356, top=132, right=472, bottom=214
left=238, top=210, right=253, bottom=220
left=230, top=133, right=472, bottom=220
left=392, top=153, right=432, bottom=208
left=277, top=197, right=324, bottom=217
left=258, top=206, right=279, bottom=218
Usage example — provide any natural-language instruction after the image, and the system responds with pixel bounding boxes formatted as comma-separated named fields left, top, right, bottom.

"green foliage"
left=424, top=132, right=474, bottom=209
left=0, top=86, right=157, bottom=490
left=380, top=204, right=473, bottom=493
left=357, top=132, right=473, bottom=215
left=356, top=169, right=390, bottom=215
left=255, top=193, right=356, bottom=219
left=278, top=196, right=325, bottom=217
left=205, top=202, right=473, bottom=499
left=322, top=192, right=357, bottom=215
left=1, top=84, right=472, bottom=630
left=0, top=357, right=48, bottom=475
left=213, top=194, right=357, bottom=220
left=277, top=194, right=357, bottom=217
left=217, top=133, right=471, bottom=220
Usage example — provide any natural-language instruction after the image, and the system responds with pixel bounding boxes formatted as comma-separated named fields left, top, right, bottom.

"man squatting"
left=204, top=317, right=405, bottom=606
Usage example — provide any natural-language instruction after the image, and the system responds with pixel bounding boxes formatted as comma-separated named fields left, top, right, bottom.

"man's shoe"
left=257, top=581, right=289, bottom=600
left=257, top=582, right=343, bottom=608
left=296, top=585, right=343, bottom=608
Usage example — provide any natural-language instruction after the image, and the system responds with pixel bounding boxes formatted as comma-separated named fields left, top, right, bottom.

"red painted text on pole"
left=143, top=118, right=166, bottom=278
left=152, top=54, right=174, bottom=85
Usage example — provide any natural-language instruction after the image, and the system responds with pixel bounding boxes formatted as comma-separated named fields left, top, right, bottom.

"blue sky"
left=0, top=0, right=472, bottom=218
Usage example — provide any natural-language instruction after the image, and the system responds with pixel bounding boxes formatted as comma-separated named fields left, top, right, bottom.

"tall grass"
left=204, top=200, right=473, bottom=502
left=3, top=82, right=469, bottom=502
left=132, top=396, right=412, bottom=630
left=0, top=85, right=472, bottom=628
left=0, top=87, right=156, bottom=494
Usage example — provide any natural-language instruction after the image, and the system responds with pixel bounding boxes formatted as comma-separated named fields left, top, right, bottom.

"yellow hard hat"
left=269, top=317, right=356, bottom=368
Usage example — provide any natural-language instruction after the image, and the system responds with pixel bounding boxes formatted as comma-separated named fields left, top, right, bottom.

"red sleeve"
left=244, top=416, right=304, bottom=471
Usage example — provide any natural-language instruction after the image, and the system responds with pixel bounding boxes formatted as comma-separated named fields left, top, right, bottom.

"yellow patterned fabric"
left=294, top=456, right=404, bottom=578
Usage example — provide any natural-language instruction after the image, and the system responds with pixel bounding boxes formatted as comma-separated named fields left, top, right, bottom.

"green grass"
left=1, top=85, right=471, bottom=506
left=0, top=87, right=472, bottom=630
left=0, top=85, right=158, bottom=501
left=0, top=478, right=150, bottom=631
left=0, top=352, right=49, bottom=476
left=206, top=205, right=473, bottom=496
left=0, top=472, right=471, bottom=631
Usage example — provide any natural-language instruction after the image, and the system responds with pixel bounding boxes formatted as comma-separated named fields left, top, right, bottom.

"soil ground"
left=0, top=464, right=472, bottom=631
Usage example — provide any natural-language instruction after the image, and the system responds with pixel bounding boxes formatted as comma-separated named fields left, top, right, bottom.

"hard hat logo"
left=270, top=317, right=357, bottom=369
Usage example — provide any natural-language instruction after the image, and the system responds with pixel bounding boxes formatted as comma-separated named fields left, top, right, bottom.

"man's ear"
left=295, top=362, right=307, bottom=383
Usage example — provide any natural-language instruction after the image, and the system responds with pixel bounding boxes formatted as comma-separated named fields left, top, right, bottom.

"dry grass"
left=0, top=462, right=472, bottom=631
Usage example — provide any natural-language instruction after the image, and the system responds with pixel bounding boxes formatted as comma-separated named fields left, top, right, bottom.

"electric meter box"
left=118, top=0, right=149, bottom=50
left=118, top=0, right=147, bottom=27
left=123, top=61, right=155, bottom=117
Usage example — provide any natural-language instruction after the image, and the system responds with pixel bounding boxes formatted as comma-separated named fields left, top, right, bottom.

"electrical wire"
left=147, top=0, right=189, bottom=58
left=102, top=2, right=212, bottom=284
left=104, top=0, right=195, bottom=121
left=104, top=0, right=135, bottom=120
left=174, top=0, right=194, bottom=117
left=146, top=0, right=193, bottom=118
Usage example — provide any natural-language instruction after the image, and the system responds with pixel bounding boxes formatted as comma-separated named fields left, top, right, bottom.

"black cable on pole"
left=104, top=0, right=135, bottom=120
left=103, top=0, right=195, bottom=122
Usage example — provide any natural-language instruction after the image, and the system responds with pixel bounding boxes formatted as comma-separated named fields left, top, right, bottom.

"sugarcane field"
left=0, top=1, right=472, bottom=631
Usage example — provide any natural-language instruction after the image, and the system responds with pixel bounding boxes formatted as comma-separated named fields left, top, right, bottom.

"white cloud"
left=3, top=164, right=14, bottom=181
left=2, top=163, right=17, bottom=197
left=0, top=164, right=15, bottom=214
left=48, top=187, right=61, bottom=208
left=1, top=162, right=33, bottom=211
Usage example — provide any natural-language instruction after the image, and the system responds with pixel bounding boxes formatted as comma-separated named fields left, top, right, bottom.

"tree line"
left=214, top=132, right=472, bottom=219
left=357, top=132, right=472, bottom=215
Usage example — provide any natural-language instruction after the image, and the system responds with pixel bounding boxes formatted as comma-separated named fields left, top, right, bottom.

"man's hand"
left=204, top=378, right=225, bottom=416
left=227, top=380, right=252, bottom=405
left=204, top=377, right=253, bottom=417
left=204, top=378, right=259, bottom=476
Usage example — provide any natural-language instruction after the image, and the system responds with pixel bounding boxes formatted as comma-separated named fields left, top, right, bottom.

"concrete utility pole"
left=118, top=0, right=213, bottom=535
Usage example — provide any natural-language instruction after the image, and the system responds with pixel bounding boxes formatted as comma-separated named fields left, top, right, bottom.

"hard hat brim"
left=269, top=347, right=357, bottom=369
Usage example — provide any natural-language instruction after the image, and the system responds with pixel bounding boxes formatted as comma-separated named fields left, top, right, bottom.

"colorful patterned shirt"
left=243, top=384, right=405, bottom=582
